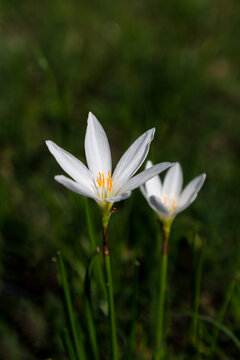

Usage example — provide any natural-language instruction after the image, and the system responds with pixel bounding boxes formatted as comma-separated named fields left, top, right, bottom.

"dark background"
left=0, top=0, right=239, bottom=359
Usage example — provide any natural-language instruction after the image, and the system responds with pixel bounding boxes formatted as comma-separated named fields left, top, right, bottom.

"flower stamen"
left=107, top=171, right=113, bottom=191
left=96, top=171, right=113, bottom=192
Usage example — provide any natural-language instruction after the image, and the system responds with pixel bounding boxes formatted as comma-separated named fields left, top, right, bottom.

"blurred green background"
left=0, top=0, right=239, bottom=359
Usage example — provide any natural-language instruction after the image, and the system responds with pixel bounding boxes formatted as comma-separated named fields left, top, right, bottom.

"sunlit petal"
left=46, top=140, right=92, bottom=188
left=85, top=112, right=112, bottom=178
left=112, top=128, right=155, bottom=190
left=54, top=175, right=98, bottom=201
left=178, top=173, right=206, bottom=208
left=144, top=160, right=163, bottom=197
left=174, top=193, right=198, bottom=215
left=121, top=162, right=173, bottom=193
left=162, top=162, right=183, bottom=199
left=140, top=160, right=206, bottom=223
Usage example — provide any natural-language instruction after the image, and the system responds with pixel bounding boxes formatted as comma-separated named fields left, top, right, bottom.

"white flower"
left=46, top=112, right=173, bottom=210
left=141, top=161, right=206, bottom=223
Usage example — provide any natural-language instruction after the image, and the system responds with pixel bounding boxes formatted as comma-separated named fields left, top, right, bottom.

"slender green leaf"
left=62, top=328, right=77, bottom=360
left=83, top=248, right=100, bottom=360
left=56, top=252, right=86, bottom=360
left=173, top=311, right=240, bottom=351
left=210, top=276, right=238, bottom=354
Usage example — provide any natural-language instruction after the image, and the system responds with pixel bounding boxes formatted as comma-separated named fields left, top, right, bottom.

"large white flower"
left=46, top=112, right=173, bottom=210
left=141, top=161, right=206, bottom=222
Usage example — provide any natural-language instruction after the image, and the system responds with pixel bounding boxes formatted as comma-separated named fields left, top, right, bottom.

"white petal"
left=140, top=184, right=148, bottom=199
left=162, top=162, right=183, bottom=199
left=54, top=175, right=98, bottom=201
left=144, top=160, right=163, bottom=197
left=178, top=173, right=206, bottom=209
left=46, top=140, right=92, bottom=188
left=174, top=193, right=198, bottom=215
left=105, top=192, right=132, bottom=203
left=148, top=195, right=170, bottom=216
left=121, top=162, right=173, bottom=193
left=112, top=128, right=155, bottom=190
left=84, top=112, right=112, bottom=178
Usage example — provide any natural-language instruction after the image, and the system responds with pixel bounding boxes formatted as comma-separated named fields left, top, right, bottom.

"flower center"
left=163, top=194, right=176, bottom=210
left=96, top=171, right=113, bottom=192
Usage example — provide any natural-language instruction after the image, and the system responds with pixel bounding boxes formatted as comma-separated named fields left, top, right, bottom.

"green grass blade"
left=210, top=276, right=238, bottom=354
left=173, top=311, right=240, bottom=351
left=56, top=251, right=86, bottom=360
left=62, top=328, right=77, bottom=360
left=83, top=249, right=100, bottom=360
left=84, top=298, right=100, bottom=360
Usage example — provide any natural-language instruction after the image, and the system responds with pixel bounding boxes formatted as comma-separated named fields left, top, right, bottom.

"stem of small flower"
left=102, top=213, right=119, bottom=360
left=155, top=221, right=171, bottom=360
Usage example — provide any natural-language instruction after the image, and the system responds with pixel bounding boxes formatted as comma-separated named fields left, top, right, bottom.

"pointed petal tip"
left=170, top=162, right=183, bottom=174
left=149, top=127, right=155, bottom=138
left=197, top=172, right=207, bottom=185
left=87, top=111, right=97, bottom=124
left=54, top=175, right=63, bottom=182
left=45, top=140, right=52, bottom=147
left=173, top=162, right=180, bottom=167
left=45, top=140, right=57, bottom=153
left=200, top=173, right=207, bottom=185
left=146, top=159, right=153, bottom=168
left=144, top=127, right=155, bottom=141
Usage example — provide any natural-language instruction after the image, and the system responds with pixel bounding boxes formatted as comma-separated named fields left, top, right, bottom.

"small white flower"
left=141, top=161, right=206, bottom=223
left=46, top=112, right=173, bottom=210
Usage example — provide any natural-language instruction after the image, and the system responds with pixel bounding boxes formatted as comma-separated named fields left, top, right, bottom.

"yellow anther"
left=96, top=171, right=113, bottom=191
left=163, top=195, right=167, bottom=204
left=172, top=199, right=176, bottom=209
left=102, top=173, right=105, bottom=189
left=96, top=172, right=105, bottom=188
left=96, top=172, right=101, bottom=187
left=107, top=171, right=113, bottom=191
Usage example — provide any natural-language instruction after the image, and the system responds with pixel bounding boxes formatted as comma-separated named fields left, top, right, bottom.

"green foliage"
left=0, top=0, right=239, bottom=358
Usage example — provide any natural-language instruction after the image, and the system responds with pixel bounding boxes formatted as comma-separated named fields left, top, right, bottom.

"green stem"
left=57, top=252, right=86, bottom=360
left=84, top=198, right=107, bottom=300
left=102, top=214, right=119, bottom=360
left=191, top=236, right=205, bottom=345
left=155, top=222, right=170, bottom=360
